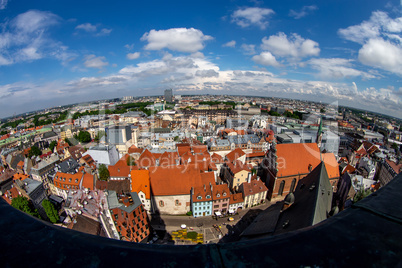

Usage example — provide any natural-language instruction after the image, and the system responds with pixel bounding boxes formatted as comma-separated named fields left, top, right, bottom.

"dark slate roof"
left=120, top=192, right=142, bottom=213
left=274, top=161, right=333, bottom=235
left=69, top=214, right=101, bottom=236
left=240, top=201, right=283, bottom=238
left=42, top=131, right=58, bottom=139
left=57, top=158, right=80, bottom=173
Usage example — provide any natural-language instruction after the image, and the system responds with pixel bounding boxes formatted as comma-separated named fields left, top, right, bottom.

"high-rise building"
left=164, top=89, right=173, bottom=102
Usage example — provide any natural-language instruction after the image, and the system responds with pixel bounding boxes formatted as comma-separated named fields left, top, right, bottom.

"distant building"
left=164, top=89, right=173, bottom=103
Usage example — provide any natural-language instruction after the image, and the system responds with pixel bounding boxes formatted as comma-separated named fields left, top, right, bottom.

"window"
left=278, top=180, right=285, bottom=196
left=290, top=178, right=297, bottom=193
left=206, top=195, right=210, bottom=199
left=197, top=196, right=202, bottom=200
left=222, top=203, right=227, bottom=207
left=159, top=200, right=164, bottom=207
left=175, top=200, right=179, bottom=206
left=217, top=193, right=220, bottom=197
left=214, top=205, right=219, bottom=208
left=223, top=192, right=226, bottom=196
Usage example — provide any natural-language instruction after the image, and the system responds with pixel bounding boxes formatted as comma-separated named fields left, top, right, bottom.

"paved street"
left=149, top=201, right=271, bottom=244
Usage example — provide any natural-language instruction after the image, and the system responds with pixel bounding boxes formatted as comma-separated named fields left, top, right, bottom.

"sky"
left=0, top=0, right=401, bottom=119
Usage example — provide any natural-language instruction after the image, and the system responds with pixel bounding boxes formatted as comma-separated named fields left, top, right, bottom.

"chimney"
left=210, top=182, right=213, bottom=192
left=204, top=184, right=206, bottom=192
left=247, top=173, right=251, bottom=183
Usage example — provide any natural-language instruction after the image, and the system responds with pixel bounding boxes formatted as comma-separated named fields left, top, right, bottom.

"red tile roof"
left=1, top=187, right=20, bottom=205
left=149, top=165, right=215, bottom=196
left=211, top=184, right=230, bottom=201
left=137, top=149, right=157, bottom=168
left=276, top=143, right=321, bottom=177
left=385, top=159, right=402, bottom=174
left=242, top=179, right=268, bottom=197
left=322, top=153, right=340, bottom=179
left=159, top=151, right=179, bottom=166
left=54, top=172, right=83, bottom=190
left=177, top=144, right=191, bottom=156
left=192, top=145, right=208, bottom=154
left=131, top=170, right=151, bottom=199
left=82, top=173, right=94, bottom=190
left=225, top=148, right=246, bottom=163
left=211, top=153, right=224, bottom=164
left=342, top=164, right=356, bottom=175
left=229, top=193, right=244, bottom=204
left=128, top=145, right=143, bottom=154
left=192, top=184, right=212, bottom=203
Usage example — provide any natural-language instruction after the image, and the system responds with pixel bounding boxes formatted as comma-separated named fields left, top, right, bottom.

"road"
left=149, top=201, right=271, bottom=244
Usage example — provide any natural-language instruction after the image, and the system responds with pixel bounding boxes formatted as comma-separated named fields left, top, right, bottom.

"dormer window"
left=75, top=179, right=78, bottom=183
left=217, top=193, right=220, bottom=198
left=223, top=192, right=226, bottom=196
left=197, top=196, right=202, bottom=200
left=206, top=195, right=211, bottom=199
left=69, top=178, right=72, bottom=182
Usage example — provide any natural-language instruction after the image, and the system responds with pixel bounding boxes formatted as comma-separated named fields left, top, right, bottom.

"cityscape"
left=1, top=91, right=401, bottom=245
left=0, top=0, right=401, bottom=266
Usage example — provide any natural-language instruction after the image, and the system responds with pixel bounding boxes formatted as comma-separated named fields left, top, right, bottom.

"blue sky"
left=0, top=0, right=401, bottom=119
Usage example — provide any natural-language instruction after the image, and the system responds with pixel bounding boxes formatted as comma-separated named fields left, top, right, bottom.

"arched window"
left=290, top=178, right=297, bottom=193
left=159, top=200, right=164, bottom=207
left=278, top=180, right=285, bottom=196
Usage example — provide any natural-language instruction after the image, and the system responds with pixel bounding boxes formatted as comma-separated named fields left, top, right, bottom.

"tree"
left=320, top=108, right=326, bottom=114
left=11, top=196, right=40, bottom=218
left=42, top=199, right=59, bottom=223
left=49, top=140, right=57, bottom=152
left=98, top=164, right=110, bottom=181
left=94, top=131, right=105, bottom=142
left=28, top=145, right=42, bottom=158
left=126, top=156, right=136, bottom=166
left=353, top=189, right=372, bottom=203
left=77, top=131, right=92, bottom=143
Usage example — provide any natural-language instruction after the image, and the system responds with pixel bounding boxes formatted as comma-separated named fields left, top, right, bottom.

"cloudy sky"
left=0, top=0, right=401, bottom=119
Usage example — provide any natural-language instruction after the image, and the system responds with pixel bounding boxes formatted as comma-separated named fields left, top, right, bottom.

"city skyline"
left=0, top=0, right=401, bottom=119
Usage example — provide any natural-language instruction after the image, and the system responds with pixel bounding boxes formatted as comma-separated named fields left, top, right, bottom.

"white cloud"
left=0, top=54, right=400, bottom=119
left=261, top=32, right=320, bottom=58
left=83, top=55, right=108, bottom=69
left=0, top=10, right=75, bottom=66
left=141, top=28, right=213, bottom=53
left=308, top=58, right=376, bottom=79
left=339, top=11, right=402, bottom=75
left=12, top=10, right=60, bottom=34
left=252, top=52, right=281, bottom=67
left=126, top=52, right=140, bottom=60
left=358, top=38, right=402, bottom=75
left=75, top=23, right=112, bottom=36
left=231, top=7, right=275, bottom=30
left=125, top=44, right=134, bottom=50
left=76, top=23, right=97, bottom=32
left=338, top=11, right=402, bottom=44
left=289, top=5, right=318, bottom=19
left=0, top=0, right=8, bottom=10
left=241, top=44, right=256, bottom=55
left=195, top=69, right=219, bottom=78
left=223, top=40, right=236, bottom=48
left=96, top=28, right=112, bottom=36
